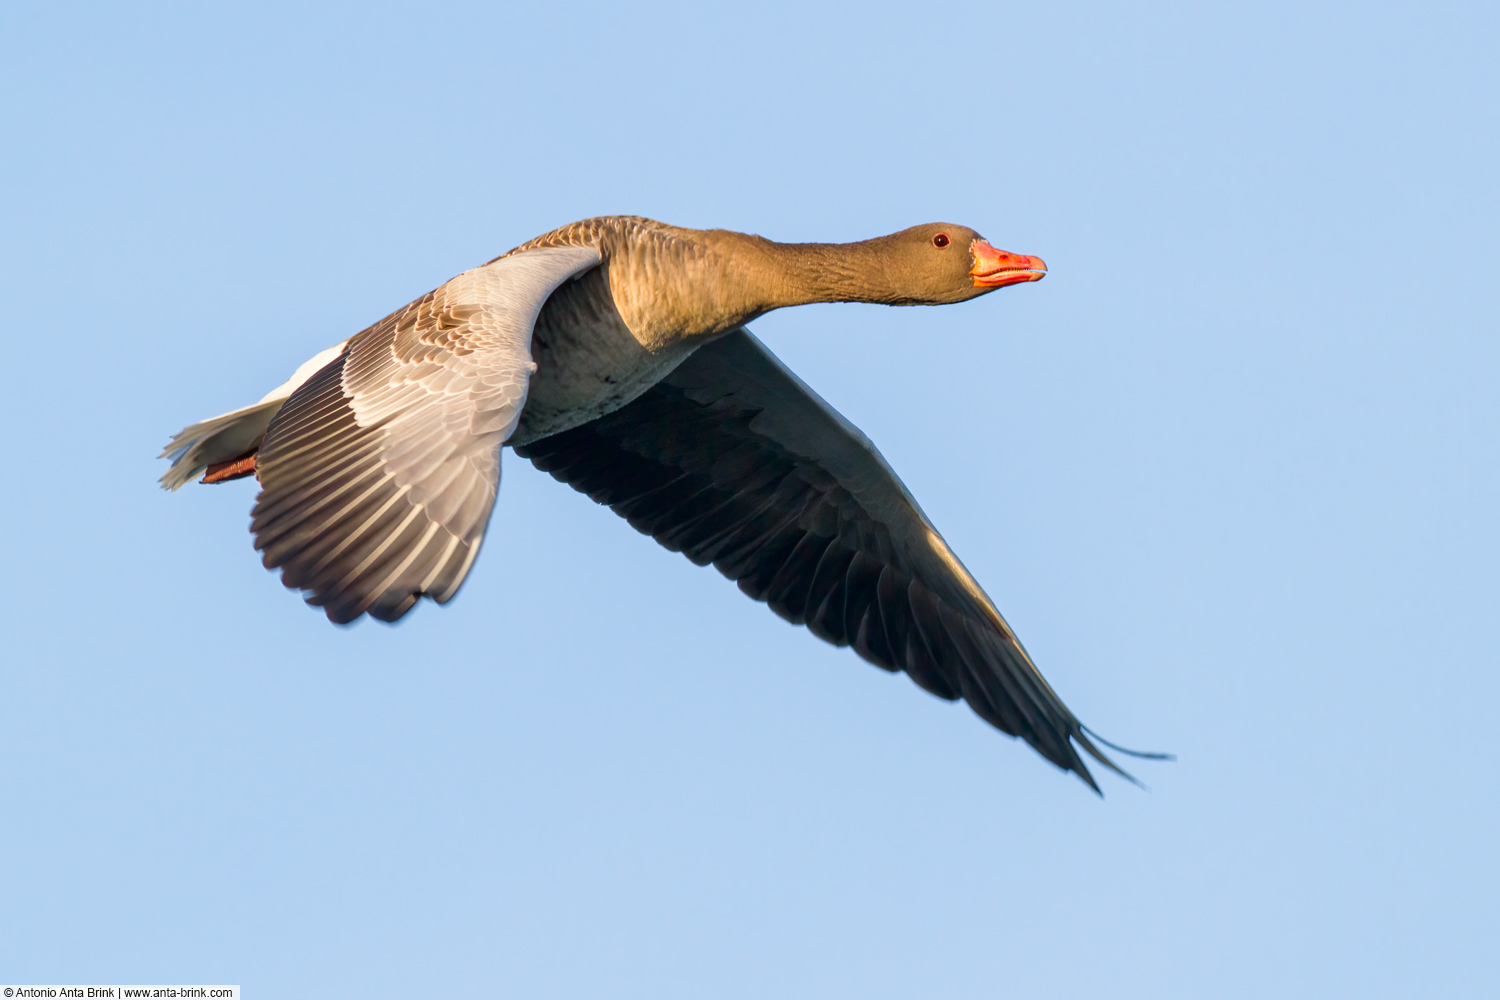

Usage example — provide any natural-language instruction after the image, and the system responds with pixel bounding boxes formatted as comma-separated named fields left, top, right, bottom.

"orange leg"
left=201, top=452, right=258, bottom=484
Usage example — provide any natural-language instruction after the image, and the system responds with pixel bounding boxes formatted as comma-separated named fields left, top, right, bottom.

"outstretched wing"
left=515, top=327, right=1130, bottom=789
left=252, top=246, right=601, bottom=624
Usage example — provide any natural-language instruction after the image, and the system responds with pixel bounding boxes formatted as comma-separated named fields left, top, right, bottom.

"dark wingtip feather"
left=1070, top=755, right=1104, bottom=796
left=1067, top=726, right=1174, bottom=794
left=1080, top=725, right=1176, bottom=762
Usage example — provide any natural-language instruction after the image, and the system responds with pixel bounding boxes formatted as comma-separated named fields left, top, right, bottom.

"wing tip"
left=1068, top=726, right=1175, bottom=795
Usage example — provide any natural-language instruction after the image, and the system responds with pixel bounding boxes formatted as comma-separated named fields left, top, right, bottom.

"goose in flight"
left=160, top=216, right=1159, bottom=790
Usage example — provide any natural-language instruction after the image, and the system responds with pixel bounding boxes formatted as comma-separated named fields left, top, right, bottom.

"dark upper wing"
left=251, top=246, right=601, bottom=624
left=514, top=327, right=1134, bottom=789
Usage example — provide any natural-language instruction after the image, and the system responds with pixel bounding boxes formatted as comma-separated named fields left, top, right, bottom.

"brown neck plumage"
left=698, top=230, right=916, bottom=311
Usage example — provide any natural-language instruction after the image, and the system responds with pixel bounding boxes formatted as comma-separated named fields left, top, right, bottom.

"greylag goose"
left=160, top=216, right=1157, bottom=789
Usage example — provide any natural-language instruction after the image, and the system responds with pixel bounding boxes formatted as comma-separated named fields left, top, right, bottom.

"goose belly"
left=509, top=266, right=697, bottom=446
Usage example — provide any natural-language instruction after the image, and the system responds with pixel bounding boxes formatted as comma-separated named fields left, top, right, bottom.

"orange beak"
left=970, top=239, right=1047, bottom=288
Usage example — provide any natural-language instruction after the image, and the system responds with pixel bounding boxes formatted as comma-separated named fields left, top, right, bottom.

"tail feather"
left=157, top=338, right=353, bottom=490
left=157, top=399, right=285, bottom=490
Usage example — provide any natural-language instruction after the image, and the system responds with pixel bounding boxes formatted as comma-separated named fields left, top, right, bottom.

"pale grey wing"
left=515, top=327, right=1130, bottom=789
left=252, top=246, right=601, bottom=624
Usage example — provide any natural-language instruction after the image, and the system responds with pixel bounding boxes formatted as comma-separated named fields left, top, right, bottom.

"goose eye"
left=932, top=233, right=951, bottom=248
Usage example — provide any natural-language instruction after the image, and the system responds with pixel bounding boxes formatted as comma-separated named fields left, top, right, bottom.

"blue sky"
left=2, top=1, right=1496, bottom=996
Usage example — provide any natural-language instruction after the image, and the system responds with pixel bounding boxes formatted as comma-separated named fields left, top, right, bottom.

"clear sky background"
left=2, top=1, right=1496, bottom=996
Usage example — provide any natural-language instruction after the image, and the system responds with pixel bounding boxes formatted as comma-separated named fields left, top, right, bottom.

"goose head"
left=865, top=223, right=1048, bottom=305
